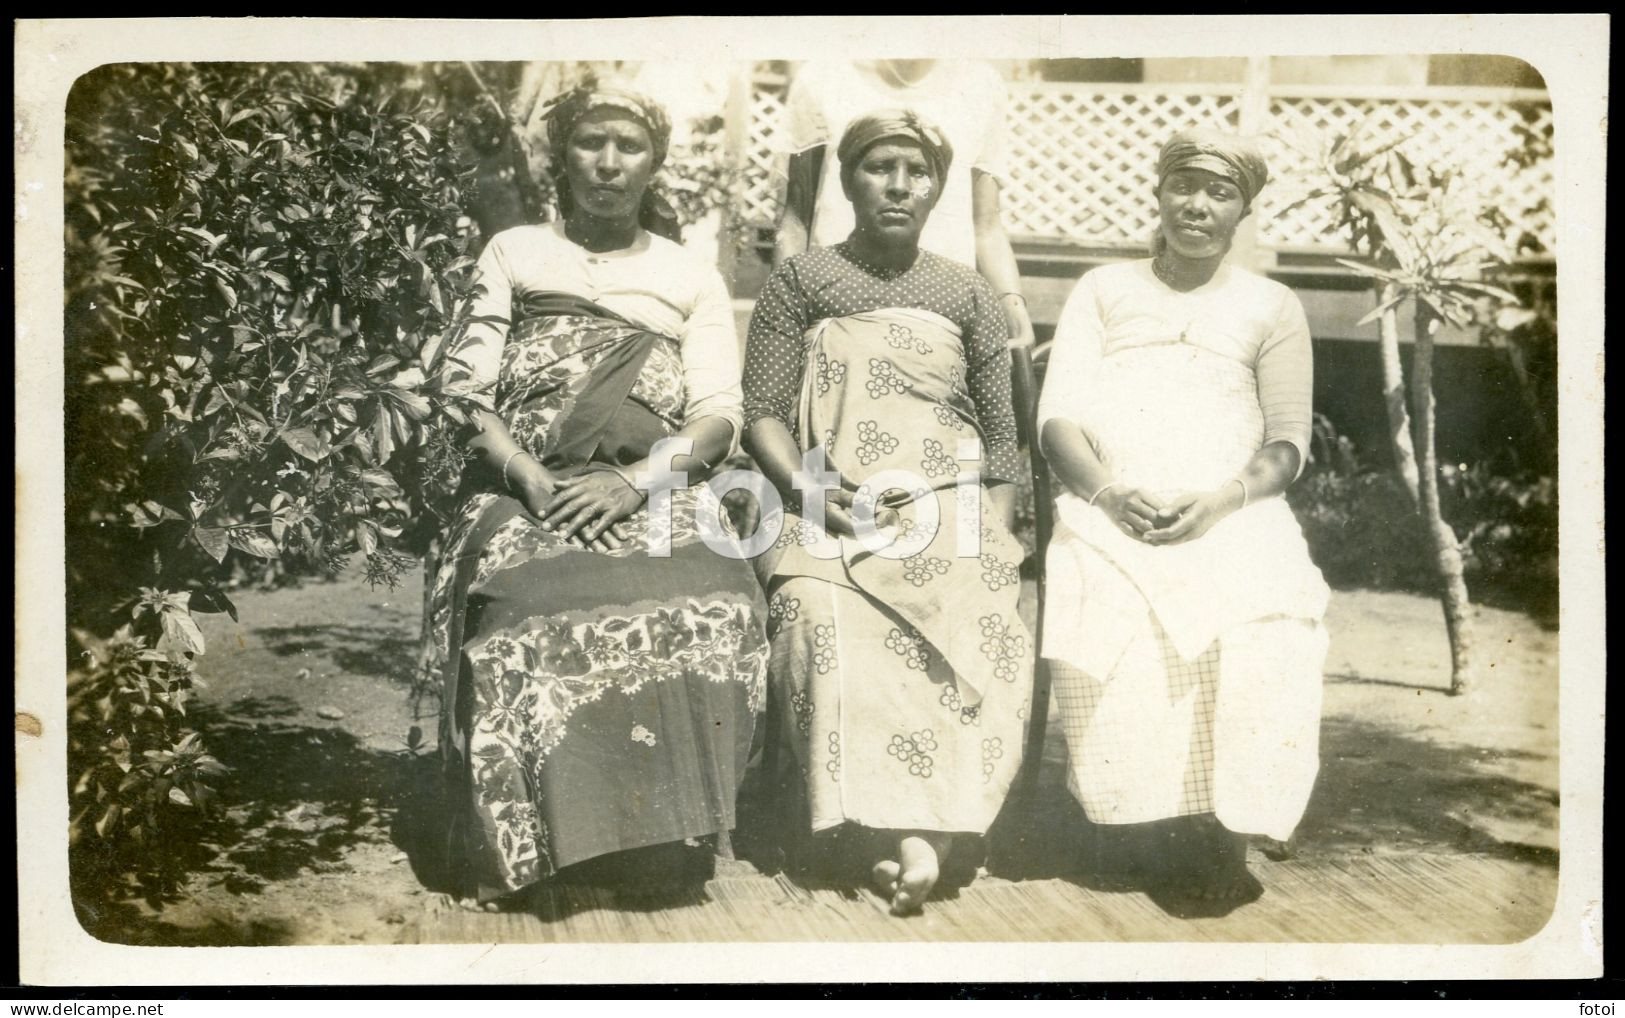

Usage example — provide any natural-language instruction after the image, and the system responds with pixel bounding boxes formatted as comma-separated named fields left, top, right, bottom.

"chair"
left=1007, top=339, right=1055, bottom=803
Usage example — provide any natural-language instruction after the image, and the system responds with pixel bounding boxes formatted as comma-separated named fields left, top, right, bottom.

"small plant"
left=1287, top=415, right=1557, bottom=619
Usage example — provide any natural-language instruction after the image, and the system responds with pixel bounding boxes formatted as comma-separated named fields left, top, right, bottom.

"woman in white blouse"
left=423, top=82, right=769, bottom=909
left=1036, top=129, right=1330, bottom=906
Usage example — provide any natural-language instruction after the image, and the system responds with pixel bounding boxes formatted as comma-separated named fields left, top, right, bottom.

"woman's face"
left=844, top=139, right=940, bottom=243
left=1157, top=168, right=1249, bottom=260
left=563, top=107, right=656, bottom=223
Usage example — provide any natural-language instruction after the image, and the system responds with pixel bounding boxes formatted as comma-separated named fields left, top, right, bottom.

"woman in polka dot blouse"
left=742, top=110, right=1031, bottom=916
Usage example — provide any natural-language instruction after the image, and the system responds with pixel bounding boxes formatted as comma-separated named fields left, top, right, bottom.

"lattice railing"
left=1004, top=88, right=1239, bottom=246
left=740, top=84, right=786, bottom=226
left=737, top=72, right=1555, bottom=259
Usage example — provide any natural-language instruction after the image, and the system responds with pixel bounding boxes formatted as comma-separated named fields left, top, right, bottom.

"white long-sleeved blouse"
left=451, top=221, right=745, bottom=442
left=1035, top=259, right=1314, bottom=478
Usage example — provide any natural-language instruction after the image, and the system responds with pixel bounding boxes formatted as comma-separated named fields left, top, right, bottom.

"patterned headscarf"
left=1156, top=128, right=1270, bottom=206
left=538, top=79, right=681, bottom=242
left=835, top=108, right=955, bottom=194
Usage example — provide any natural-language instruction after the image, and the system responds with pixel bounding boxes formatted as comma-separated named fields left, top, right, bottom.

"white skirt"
left=1042, top=493, right=1330, bottom=842
left=1049, top=611, right=1327, bottom=842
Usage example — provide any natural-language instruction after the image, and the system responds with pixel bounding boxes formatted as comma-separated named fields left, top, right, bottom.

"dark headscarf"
left=538, top=79, right=682, bottom=242
left=1156, top=128, right=1270, bottom=206
left=835, top=108, right=955, bottom=194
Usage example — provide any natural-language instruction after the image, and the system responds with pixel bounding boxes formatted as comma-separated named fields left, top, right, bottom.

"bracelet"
left=500, top=450, right=529, bottom=493
left=998, top=291, right=1028, bottom=305
left=597, top=465, right=648, bottom=505
left=1229, top=477, right=1250, bottom=508
left=1088, top=482, right=1119, bottom=507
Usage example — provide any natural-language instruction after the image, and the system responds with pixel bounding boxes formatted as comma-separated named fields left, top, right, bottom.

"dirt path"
left=82, top=570, right=1558, bottom=946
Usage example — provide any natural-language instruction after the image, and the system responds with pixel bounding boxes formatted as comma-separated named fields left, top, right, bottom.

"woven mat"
left=399, top=852, right=1555, bottom=945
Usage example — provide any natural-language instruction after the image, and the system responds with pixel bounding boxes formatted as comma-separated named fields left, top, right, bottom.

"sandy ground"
left=78, top=568, right=1559, bottom=946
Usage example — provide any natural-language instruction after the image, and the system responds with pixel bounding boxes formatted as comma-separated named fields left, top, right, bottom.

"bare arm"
left=467, top=410, right=558, bottom=513
left=539, top=415, right=734, bottom=547
left=971, top=169, right=1035, bottom=350
left=1143, top=442, right=1300, bottom=545
left=1040, top=418, right=1164, bottom=538
left=773, top=148, right=823, bottom=266
left=743, top=418, right=861, bottom=537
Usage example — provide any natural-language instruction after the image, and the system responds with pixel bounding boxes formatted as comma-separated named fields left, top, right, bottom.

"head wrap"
left=835, top=108, right=954, bottom=194
left=1156, top=128, right=1270, bottom=206
left=538, top=79, right=681, bottom=242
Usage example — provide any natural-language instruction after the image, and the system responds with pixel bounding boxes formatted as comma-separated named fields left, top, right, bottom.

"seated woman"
left=425, top=82, right=770, bottom=907
left=1036, top=128, right=1331, bottom=905
left=742, top=110, right=1031, bottom=916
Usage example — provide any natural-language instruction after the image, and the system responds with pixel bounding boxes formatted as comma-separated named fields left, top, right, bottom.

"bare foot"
left=871, top=859, right=901, bottom=898
left=891, top=835, right=942, bottom=916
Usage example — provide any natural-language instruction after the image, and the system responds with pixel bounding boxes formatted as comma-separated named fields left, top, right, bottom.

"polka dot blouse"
left=742, top=242, right=1022, bottom=484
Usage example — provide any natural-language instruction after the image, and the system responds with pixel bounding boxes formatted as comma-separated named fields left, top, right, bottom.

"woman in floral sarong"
left=1037, top=128, right=1330, bottom=905
left=743, top=110, right=1031, bottom=915
left=426, top=83, right=769, bottom=906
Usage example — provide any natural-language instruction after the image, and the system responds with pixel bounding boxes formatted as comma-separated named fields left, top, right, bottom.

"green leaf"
left=356, top=519, right=378, bottom=556
left=213, top=278, right=238, bottom=309
left=360, top=468, right=403, bottom=496
left=160, top=610, right=206, bottom=658
left=388, top=389, right=431, bottom=420
left=1334, top=258, right=1397, bottom=281
left=127, top=500, right=183, bottom=528
left=94, top=804, right=123, bottom=839
left=280, top=427, right=332, bottom=461
left=1277, top=189, right=1332, bottom=216
left=179, top=226, right=221, bottom=248
left=1447, top=280, right=1521, bottom=305
left=1356, top=290, right=1408, bottom=327
left=193, top=526, right=230, bottom=563
left=189, top=587, right=238, bottom=622
left=227, top=529, right=279, bottom=559
left=372, top=407, right=397, bottom=463
left=116, top=397, right=149, bottom=429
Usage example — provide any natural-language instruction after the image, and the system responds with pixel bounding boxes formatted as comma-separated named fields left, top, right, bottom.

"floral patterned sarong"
left=753, top=308, right=1030, bottom=835
left=426, top=292, right=769, bottom=901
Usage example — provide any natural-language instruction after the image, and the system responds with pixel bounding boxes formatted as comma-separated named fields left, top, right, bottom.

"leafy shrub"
left=64, top=62, right=487, bottom=891
left=1286, top=415, right=1557, bottom=617
left=68, top=617, right=225, bottom=897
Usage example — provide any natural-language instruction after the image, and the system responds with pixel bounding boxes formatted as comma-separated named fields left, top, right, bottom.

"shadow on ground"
left=72, top=705, right=455, bottom=947
left=990, top=712, right=1557, bottom=871
left=255, top=622, right=421, bottom=687
left=73, top=666, right=1558, bottom=943
left=1299, top=714, right=1559, bottom=866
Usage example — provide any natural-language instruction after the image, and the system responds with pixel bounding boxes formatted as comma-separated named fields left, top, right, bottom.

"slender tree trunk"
left=1376, top=282, right=1422, bottom=505
left=1411, top=307, right=1475, bottom=695
left=413, top=536, right=442, bottom=719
